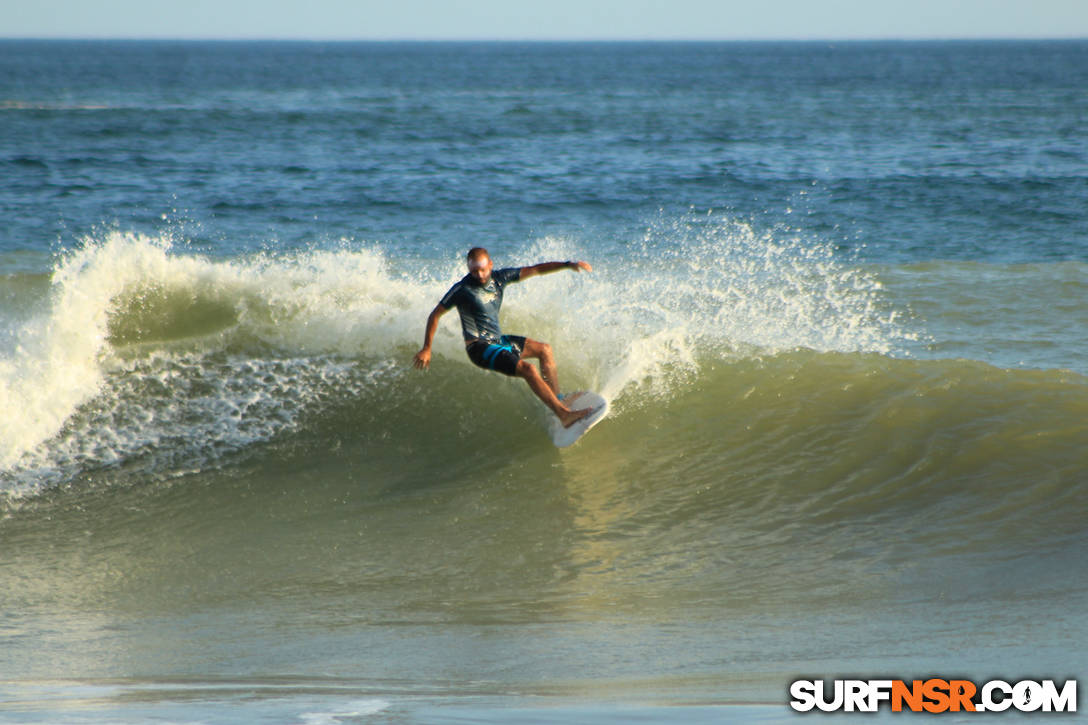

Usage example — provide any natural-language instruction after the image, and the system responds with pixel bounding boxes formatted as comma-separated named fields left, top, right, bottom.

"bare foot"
left=558, top=406, right=593, bottom=429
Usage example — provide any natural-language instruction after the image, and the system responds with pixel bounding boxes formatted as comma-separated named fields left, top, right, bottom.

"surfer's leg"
left=520, top=338, right=559, bottom=396
left=515, top=360, right=590, bottom=428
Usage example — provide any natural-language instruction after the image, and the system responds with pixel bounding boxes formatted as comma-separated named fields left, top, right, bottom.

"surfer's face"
left=468, top=255, right=493, bottom=285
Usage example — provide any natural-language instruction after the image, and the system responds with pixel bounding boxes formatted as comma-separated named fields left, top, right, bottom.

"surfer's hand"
left=571, top=260, right=592, bottom=272
left=413, top=348, right=431, bottom=370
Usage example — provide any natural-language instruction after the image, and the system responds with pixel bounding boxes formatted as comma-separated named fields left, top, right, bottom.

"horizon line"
left=2, top=35, right=1086, bottom=43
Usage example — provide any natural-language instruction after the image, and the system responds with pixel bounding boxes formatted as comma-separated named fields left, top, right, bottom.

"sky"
left=3, top=0, right=1088, bottom=41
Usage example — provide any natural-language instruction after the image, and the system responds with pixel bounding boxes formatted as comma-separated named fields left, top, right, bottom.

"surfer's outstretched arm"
left=518, top=260, right=592, bottom=280
left=413, top=304, right=448, bottom=370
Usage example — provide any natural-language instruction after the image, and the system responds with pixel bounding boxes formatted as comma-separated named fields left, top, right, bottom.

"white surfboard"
left=549, top=390, right=609, bottom=448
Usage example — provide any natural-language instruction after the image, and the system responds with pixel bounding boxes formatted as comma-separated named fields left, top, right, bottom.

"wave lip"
left=521, top=215, right=918, bottom=402
left=1, top=216, right=923, bottom=496
left=0, top=231, right=426, bottom=494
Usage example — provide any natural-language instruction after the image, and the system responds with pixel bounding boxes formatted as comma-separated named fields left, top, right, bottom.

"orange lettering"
left=922, top=679, right=951, bottom=713
left=892, top=680, right=924, bottom=712
left=949, top=680, right=977, bottom=712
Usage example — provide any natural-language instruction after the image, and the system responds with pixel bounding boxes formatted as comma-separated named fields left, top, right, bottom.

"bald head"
left=466, top=247, right=493, bottom=284
left=467, top=247, right=490, bottom=266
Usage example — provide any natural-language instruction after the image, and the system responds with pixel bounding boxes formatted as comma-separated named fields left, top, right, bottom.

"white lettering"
left=982, top=680, right=1013, bottom=712
left=1014, top=680, right=1043, bottom=712
left=817, top=680, right=844, bottom=712
left=845, top=680, right=868, bottom=712
left=1041, top=680, right=1077, bottom=712
left=790, top=677, right=1076, bottom=713
left=789, top=680, right=816, bottom=712
left=868, top=680, right=893, bottom=711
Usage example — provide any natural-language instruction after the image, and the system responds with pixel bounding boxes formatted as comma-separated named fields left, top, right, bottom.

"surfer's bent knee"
left=515, top=359, right=536, bottom=378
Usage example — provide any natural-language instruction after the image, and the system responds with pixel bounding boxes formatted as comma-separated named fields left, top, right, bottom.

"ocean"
left=1, top=40, right=1086, bottom=723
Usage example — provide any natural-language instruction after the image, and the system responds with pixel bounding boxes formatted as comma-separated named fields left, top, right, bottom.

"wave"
left=6, top=348, right=1085, bottom=568
left=0, top=232, right=426, bottom=494
left=7, top=220, right=1078, bottom=509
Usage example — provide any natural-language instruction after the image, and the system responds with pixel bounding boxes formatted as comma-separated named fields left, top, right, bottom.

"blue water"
left=1, top=40, right=1087, bottom=723
left=3, top=40, right=1086, bottom=265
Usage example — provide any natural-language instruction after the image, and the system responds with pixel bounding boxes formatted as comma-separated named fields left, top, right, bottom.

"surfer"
left=413, top=247, right=594, bottom=428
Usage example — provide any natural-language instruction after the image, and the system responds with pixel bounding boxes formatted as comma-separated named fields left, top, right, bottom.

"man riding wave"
left=413, top=247, right=594, bottom=428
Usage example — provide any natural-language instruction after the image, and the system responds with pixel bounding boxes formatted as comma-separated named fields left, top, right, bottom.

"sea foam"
left=1, top=217, right=912, bottom=496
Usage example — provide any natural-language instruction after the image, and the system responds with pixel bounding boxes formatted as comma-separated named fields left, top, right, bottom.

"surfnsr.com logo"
left=789, top=679, right=1077, bottom=713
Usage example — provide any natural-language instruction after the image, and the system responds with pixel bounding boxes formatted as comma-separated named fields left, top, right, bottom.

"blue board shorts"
left=466, top=335, right=526, bottom=377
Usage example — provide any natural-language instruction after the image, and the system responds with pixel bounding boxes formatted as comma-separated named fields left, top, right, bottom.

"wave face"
left=0, top=219, right=915, bottom=494
left=3, top=223, right=1087, bottom=643
left=1, top=221, right=1085, bottom=576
